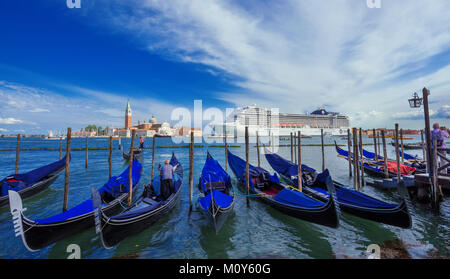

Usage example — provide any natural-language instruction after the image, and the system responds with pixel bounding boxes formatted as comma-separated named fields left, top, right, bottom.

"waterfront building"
left=113, top=101, right=175, bottom=137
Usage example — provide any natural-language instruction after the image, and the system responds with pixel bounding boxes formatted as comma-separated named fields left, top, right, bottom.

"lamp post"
left=408, top=92, right=423, bottom=108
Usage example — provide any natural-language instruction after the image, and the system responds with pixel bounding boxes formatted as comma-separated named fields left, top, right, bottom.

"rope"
left=231, top=188, right=271, bottom=198
left=118, top=199, right=129, bottom=210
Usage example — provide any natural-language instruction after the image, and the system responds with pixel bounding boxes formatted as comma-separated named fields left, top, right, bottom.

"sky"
left=0, top=0, right=449, bottom=135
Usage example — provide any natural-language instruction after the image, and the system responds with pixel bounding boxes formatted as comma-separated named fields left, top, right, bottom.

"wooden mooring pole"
left=85, top=136, right=88, bottom=169
left=245, top=126, right=250, bottom=207
left=189, top=131, right=194, bottom=212
left=294, top=134, right=297, bottom=164
left=62, top=128, right=71, bottom=212
left=359, top=128, right=365, bottom=187
left=225, top=129, right=228, bottom=170
left=297, top=131, right=302, bottom=192
left=352, top=128, right=360, bottom=191
left=381, top=129, right=389, bottom=178
left=421, top=130, right=427, bottom=172
left=118, top=137, right=121, bottom=150
left=59, top=136, right=62, bottom=160
left=128, top=130, right=136, bottom=206
left=15, top=134, right=20, bottom=174
left=373, top=129, right=378, bottom=161
left=151, top=135, right=156, bottom=181
left=422, top=87, right=437, bottom=210
left=432, top=139, right=440, bottom=205
left=400, top=128, right=405, bottom=164
left=256, top=131, right=260, bottom=168
left=377, top=131, right=382, bottom=152
left=394, top=124, right=401, bottom=184
left=321, top=129, right=325, bottom=172
left=290, top=132, right=293, bottom=163
left=347, top=129, right=352, bottom=177
left=108, top=136, right=112, bottom=179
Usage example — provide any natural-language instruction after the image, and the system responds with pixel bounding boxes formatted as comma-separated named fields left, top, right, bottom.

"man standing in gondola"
left=160, top=160, right=174, bottom=199
left=139, top=136, right=145, bottom=149
left=431, top=123, right=449, bottom=174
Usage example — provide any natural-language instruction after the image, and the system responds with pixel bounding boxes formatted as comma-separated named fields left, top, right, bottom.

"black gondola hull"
left=205, top=197, right=234, bottom=233
left=20, top=193, right=130, bottom=251
left=0, top=169, right=63, bottom=208
left=303, top=185, right=411, bottom=228
left=238, top=184, right=339, bottom=228
left=99, top=190, right=181, bottom=248
left=282, top=176, right=411, bottom=229
left=123, top=149, right=144, bottom=160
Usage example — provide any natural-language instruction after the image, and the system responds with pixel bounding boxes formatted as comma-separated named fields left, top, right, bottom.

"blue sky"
left=0, top=0, right=449, bottom=134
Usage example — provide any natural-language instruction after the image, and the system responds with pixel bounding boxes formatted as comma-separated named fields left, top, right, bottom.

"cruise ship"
left=209, top=105, right=350, bottom=137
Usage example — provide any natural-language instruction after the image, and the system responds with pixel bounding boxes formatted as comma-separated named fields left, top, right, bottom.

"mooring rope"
left=231, top=188, right=271, bottom=198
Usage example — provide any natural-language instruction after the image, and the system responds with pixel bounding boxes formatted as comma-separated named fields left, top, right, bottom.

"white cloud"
left=0, top=81, right=177, bottom=134
left=0, top=117, right=23, bottom=124
left=94, top=0, right=450, bottom=128
left=0, top=128, right=7, bottom=132
left=29, top=108, right=50, bottom=113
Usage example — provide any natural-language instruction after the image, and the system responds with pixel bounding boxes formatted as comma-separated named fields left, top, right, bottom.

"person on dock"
left=431, top=123, right=449, bottom=174
left=160, top=160, right=174, bottom=199
left=139, top=136, right=145, bottom=149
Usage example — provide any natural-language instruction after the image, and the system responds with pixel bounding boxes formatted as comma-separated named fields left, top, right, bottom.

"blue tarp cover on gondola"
left=0, top=155, right=68, bottom=197
left=313, top=168, right=396, bottom=208
left=268, top=151, right=399, bottom=209
left=362, top=149, right=384, bottom=160
left=199, top=190, right=234, bottom=210
left=311, top=187, right=396, bottom=209
left=35, top=160, right=142, bottom=224
left=335, top=144, right=351, bottom=158
left=399, top=151, right=416, bottom=161
left=273, top=188, right=324, bottom=207
left=199, top=156, right=232, bottom=193
left=265, top=152, right=316, bottom=185
left=228, top=151, right=279, bottom=189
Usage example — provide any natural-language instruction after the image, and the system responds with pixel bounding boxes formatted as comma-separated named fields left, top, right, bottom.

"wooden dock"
left=415, top=173, right=450, bottom=190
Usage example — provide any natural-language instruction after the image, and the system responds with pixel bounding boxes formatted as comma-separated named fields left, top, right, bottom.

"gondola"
left=93, top=153, right=183, bottom=248
left=357, top=144, right=425, bottom=174
left=123, top=147, right=144, bottom=160
left=265, top=150, right=412, bottom=228
left=1, top=156, right=68, bottom=208
left=227, top=151, right=339, bottom=228
left=390, top=141, right=423, bottom=150
left=198, top=152, right=234, bottom=233
left=334, top=143, right=397, bottom=178
left=336, top=142, right=418, bottom=176
left=8, top=160, right=142, bottom=251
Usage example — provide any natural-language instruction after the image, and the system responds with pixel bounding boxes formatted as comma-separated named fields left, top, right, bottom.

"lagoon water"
left=0, top=135, right=448, bottom=259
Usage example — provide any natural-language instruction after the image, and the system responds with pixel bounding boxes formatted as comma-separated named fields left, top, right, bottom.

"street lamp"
left=408, top=92, right=423, bottom=108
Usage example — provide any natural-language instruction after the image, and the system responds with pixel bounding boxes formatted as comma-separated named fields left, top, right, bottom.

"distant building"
left=175, top=127, right=203, bottom=137
left=125, top=100, right=132, bottom=130
left=71, top=131, right=97, bottom=137
left=113, top=101, right=175, bottom=137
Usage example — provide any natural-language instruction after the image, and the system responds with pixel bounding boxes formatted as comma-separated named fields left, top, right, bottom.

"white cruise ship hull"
left=211, top=123, right=348, bottom=137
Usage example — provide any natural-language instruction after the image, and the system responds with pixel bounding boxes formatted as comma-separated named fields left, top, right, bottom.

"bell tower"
left=125, top=99, right=132, bottom=129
